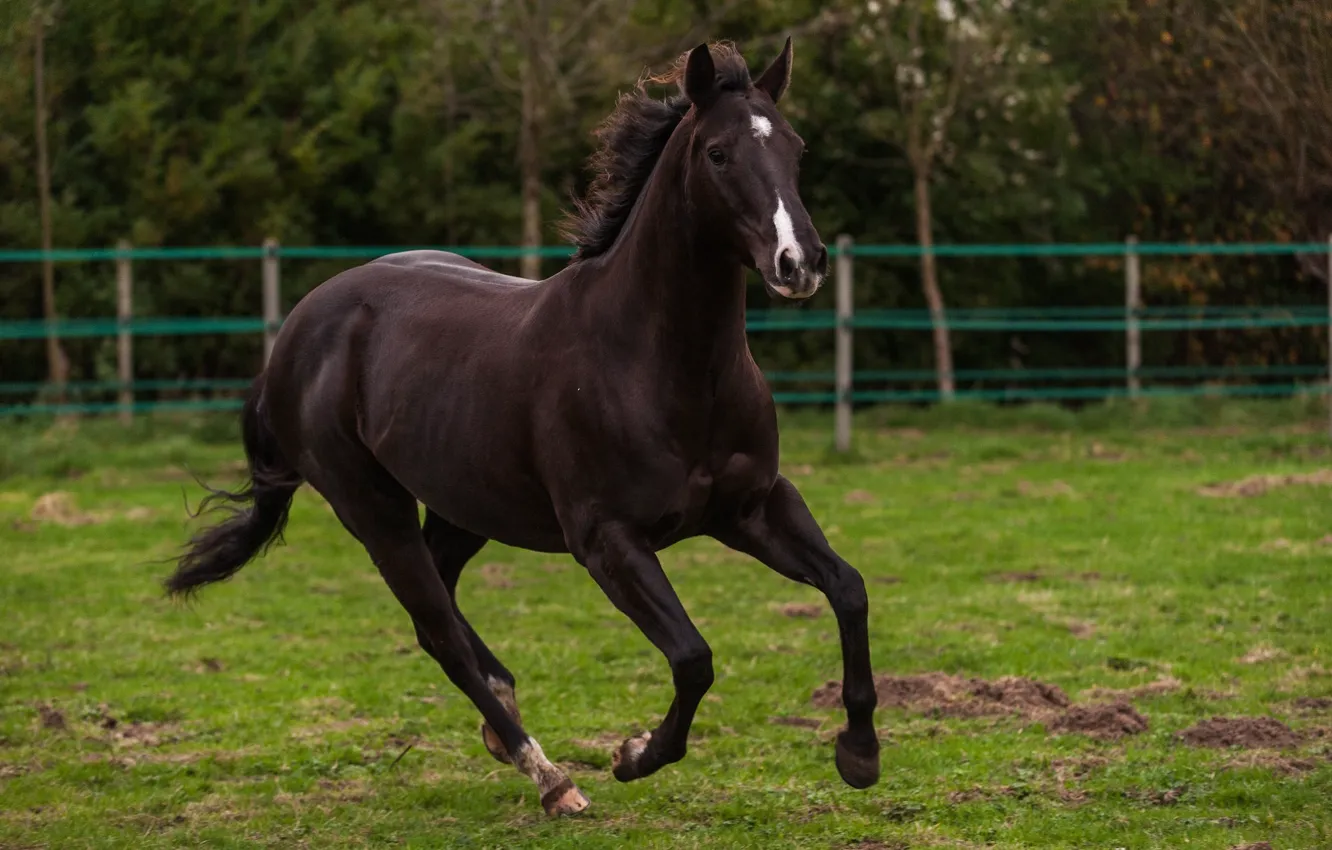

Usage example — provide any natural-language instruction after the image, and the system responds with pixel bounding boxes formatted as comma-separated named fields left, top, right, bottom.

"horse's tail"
left=165, top=376, right=303, bottom=598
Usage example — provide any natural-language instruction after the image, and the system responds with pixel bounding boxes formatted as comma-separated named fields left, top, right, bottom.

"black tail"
left=166, top=377, right=303, bottom=598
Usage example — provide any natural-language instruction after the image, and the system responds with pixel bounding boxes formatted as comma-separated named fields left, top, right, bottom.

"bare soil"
left=1292, top=696, right=1332, bottom=712
left=1177, top=717, right=1302, bottom=749
left=1049, top=702, right=1149, bottom=740
left=812, top=673, right=1151, bottom=741
left=1197, top=469, right=1332, bottom=498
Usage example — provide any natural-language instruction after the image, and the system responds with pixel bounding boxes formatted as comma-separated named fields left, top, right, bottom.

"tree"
left=422, top=0, right=741, bottom=278
left=851, top=0, right=1075, bottom=399
left=32, top=1, right=68, bottom=400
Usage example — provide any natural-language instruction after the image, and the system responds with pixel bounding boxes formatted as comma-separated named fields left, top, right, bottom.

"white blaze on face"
left=750, top=113, right=772, bottom=143
left=772, top=194, right=801, bottom=272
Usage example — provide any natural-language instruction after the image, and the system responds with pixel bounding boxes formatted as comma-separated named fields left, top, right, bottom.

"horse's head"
left=681, top=39, right=826, bottom=300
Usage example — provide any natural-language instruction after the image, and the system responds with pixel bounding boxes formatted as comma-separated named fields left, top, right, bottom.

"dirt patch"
left=812, top=672, right=1069, bottom=718
left=37, top=704, right=66, bottom=730
left=843, top=841, right=908, bottom=850
left=1292, top=696, right=1332, bottom=712
left=946, top=785, right=1016, bottom=804
left=1049, top=702, right=1149, bottom=740
left=1178, top=716, right=1302, bottom=749
left=873, top=575, right=903, bottom=585
left=1197, top=468, right=1332, bottom=498
left=1123, top=785, right=1186, bottom=806
left=1229, top=843, right=1274, bottom=850
left=475, top=563, right=513, bottom=589
left=28, top=492, right=104, bottom=526
left=775, top=602, right=822, bottom=619
left=570, top=732, right=625, bottom=751
left=769, top=715, right=822, bottom=729
left=1088, top=442, right=1127, bottom=461
left=812, top=672, right=1155, bottom=741
left=1223, top=752, right=1324, bottom=775
left=989, top=571, right=1044, bottom=583
left=1064, top=619, right=1097, bottom=639
left=1015, top=479, right=1075, bottom=498
left=1237, top=645, right=1286, bottom=665
left=109, top=722, right=178, bottom=748
left=1051, top=755, right=1110, bottom=783
left=1083, top=675, right=1182, bottom=701
left=184, top=657, right=225, bottom=674
left=844, top=489, right=877, bottom=505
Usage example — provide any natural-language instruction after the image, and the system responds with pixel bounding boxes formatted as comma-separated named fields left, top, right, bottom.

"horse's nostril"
left=814, top=244, right=829, bottom=276
left=778, top=249, right=798, bottom=280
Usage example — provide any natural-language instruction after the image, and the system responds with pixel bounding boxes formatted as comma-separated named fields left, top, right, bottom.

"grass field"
left=2, top=400, right=1331, bottom=849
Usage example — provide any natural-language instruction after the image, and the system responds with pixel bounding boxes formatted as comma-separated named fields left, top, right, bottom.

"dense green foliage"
left=1, top=1, right=1327, bottom=394
left=2, top=407, right=1331, bottom=847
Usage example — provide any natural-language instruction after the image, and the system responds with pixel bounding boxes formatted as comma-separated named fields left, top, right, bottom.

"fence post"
left=835, top=234, right=854, bottom=453
left=262, top=238, right=280, bottom=366
left=1125, top=235, right=1141, bottom=399
left=116, top=239, right=133, bottom=425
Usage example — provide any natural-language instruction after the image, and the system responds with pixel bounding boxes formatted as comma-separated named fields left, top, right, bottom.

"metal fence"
left=3, top=238, right=1330, bottom=449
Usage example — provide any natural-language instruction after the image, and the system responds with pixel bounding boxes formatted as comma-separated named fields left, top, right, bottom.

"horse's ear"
left=683, top=42, right=718, bottom=108
left=755, top=36, right=793, bottom=103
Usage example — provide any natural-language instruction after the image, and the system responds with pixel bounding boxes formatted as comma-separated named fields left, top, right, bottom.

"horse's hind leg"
left=315, top=463, right=588, bottom=816
left=420, top=510, right=521, bottom=764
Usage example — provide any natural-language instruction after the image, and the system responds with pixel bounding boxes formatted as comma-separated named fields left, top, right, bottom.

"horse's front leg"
left=711, top=474, right=880, bottom=789
left=572, top=522, right=713, bottom=782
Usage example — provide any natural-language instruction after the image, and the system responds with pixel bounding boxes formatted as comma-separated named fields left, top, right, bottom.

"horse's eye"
left=707, top=148, right=727, bottom=166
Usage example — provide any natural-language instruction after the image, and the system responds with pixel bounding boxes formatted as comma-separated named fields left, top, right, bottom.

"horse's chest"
left=642, top=450, right=773, bottom=546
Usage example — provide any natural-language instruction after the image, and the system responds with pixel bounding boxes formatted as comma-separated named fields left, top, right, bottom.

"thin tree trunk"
left=914, top=169, right=954, bottom=401
left=33, top=5, right=67, bottom=400
left=518, top=43, right=543, bottom=280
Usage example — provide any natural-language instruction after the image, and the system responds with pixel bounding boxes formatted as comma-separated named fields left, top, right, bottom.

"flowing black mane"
left=562, top=43, right=754, bottom=262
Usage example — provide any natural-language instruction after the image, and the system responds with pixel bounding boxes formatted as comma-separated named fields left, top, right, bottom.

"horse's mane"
left=560, top=42, right=754, bottom=262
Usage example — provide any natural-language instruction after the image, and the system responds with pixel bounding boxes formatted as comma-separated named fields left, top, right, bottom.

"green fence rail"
left=2, top=240, right=1330, bottom=263
left=2, top=240, right=1329, bottom=424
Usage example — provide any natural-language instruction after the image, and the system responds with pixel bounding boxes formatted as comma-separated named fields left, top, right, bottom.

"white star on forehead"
left=751, top=114, right=772, bottom=142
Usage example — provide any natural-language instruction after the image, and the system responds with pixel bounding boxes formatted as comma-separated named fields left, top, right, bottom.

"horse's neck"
left=582, top=144, right=749, bottom=369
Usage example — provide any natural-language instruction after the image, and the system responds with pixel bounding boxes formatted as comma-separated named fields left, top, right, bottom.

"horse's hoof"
left=480, top=722, right=512, bottom=764
left=835, top=730, right=881, bottom=789
left=610, top=731, right=653, bottom=782
left=541, top=778, right=591, bottom=817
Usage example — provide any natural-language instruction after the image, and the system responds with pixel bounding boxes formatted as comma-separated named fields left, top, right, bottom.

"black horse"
left=168, top=39, right=879, bottom=816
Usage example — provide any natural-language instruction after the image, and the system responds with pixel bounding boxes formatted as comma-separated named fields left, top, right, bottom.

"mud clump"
left=1083, top=675, right=1182, bottom=701
left=1197, top=468, right=1332, bottom=498
left=812, top=672, right=1156, bottom=741
left=769, top=715, right=821, bottom=729
left=1293, top=696, right=1332, bottom=713
left=38, top=703, right=66, bottom=730
left=1050, top=702, right=1149, bottom=741
left=776, top=603, right=823, bottom=619
left=1178, top=717, right=1301, bottom=749
left=988, top=571, right=1044, bottom=583
left=812, top=672, right=1069, bottom=719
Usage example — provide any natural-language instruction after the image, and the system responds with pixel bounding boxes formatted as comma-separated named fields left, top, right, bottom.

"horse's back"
left=371, top=250, right=538, bottom=290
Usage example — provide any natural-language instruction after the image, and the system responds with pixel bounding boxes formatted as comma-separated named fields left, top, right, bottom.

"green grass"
left=2, top=403, right=1331, bottom=848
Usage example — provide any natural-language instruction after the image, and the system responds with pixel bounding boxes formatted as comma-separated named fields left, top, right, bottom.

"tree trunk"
left=913, top=169, right=955, bottom=401
left=33, top=6, right=67, bottom=401
left=517, top=42, right=543, bottom=280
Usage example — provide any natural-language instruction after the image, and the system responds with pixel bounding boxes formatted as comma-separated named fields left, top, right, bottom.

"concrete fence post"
left=116, top=239, right=133, bottom=425
left=262, top=238, right=280, bottom=366
left=835, top=234, right=854, bottom=453
left=1125, top=236, right=1142, bottom=399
